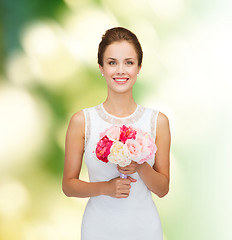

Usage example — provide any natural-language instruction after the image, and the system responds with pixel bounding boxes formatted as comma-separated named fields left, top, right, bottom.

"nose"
left=116, top=63, right=125, bottom=75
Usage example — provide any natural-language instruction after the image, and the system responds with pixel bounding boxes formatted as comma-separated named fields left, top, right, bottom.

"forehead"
left=104, top=41, right=137, bottom=59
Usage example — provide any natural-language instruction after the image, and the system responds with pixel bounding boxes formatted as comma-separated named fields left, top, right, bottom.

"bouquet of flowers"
left=95, top=125, right=157, bottom=178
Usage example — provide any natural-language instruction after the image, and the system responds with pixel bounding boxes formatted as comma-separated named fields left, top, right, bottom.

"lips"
left=113, top=78, right=129, bottom=83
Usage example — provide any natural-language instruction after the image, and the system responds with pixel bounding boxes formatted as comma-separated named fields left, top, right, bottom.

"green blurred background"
left=0, top=0, right=231, bottom=239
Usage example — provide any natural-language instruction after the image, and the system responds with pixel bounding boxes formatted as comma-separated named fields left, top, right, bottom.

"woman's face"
left=99, top=41, right=141, bottom=94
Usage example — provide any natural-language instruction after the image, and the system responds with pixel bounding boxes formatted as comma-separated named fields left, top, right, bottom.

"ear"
left=138, top=64, right=142, bottom=74
left=99, top=64, right=104, bottom=76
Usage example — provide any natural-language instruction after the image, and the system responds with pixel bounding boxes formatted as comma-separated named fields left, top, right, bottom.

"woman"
left=62, top=27, right=171, bottom=240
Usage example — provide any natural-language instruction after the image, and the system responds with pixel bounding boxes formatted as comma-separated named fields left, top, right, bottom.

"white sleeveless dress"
left=81, top=103, right=163, bottom=240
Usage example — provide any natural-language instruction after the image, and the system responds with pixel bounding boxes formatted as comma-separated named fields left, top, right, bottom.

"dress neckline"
left=100, top=103, right=139, bottom=120
left=96, top=103, right=145, bottom=125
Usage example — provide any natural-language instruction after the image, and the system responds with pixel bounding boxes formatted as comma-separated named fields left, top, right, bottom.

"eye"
left=126, top=61, right=134, bottom=65
left=109, top=61, right=116, bottom=65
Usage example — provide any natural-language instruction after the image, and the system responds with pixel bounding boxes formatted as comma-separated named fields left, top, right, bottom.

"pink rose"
left=137, top=135, right=157, bottom=164
left=100, top=126, right=121, bottom=141
left=119, top=125, right=137, bottom=144
left=96, top=136, right=113, bottom=163
left=124, top=139, right=142, bottom=161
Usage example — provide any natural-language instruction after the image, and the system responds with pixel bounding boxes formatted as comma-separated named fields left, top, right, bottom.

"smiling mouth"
left=113, top=78, right=129, bottom=82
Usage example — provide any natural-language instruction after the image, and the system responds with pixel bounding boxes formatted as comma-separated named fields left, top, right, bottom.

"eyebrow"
left=106, top=57, right=135, bottom=60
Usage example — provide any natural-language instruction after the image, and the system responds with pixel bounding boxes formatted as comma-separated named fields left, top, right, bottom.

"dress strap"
left=83, top=108, right=91, bottom=151
left=151, top=110, right=159, bottom=141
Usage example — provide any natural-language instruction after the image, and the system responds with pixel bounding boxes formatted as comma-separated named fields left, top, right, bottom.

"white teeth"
left=114, top=78, right=128, bottom=82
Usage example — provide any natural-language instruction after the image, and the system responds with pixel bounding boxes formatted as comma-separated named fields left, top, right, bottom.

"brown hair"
left=98, top=27, right=143, bottom=67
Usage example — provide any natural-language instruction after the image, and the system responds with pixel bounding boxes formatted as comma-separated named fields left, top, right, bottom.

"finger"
left=117, top=168, right=130, bottom=175
left=121, top=189, right=130, bottom=196
left=118, top=169, right=130, bottom=175
left=117, top=194, right=129, bottom=198
left=120, top=179, right=132, bottom=185
left=118, top=164, right=132, bottom=169
left=128, top=176, right=137, bottom=182
left=116, top=189, right=130, bottom=198
left=121, top=179, right=135, bottom=185
left=119, top=170, right=134, bottom=176
left=117, top=166, right=128, bottom=171
left=120, top=184, right=131, bottom=190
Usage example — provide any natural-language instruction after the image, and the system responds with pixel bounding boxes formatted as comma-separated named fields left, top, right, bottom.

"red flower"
left=96, top=136, right=113, bottom=163
left=119, top=125, right=137, bottom=144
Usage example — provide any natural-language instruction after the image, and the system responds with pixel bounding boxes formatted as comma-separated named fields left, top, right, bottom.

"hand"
left=117, top=161, right=140, bottom=175
left=105, top=176, right=137, bottom=198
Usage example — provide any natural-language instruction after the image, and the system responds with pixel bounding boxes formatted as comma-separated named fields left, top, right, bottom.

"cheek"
left=105, top=68, right=116, bottom=76
left=129, top=67, right=139, bottom=76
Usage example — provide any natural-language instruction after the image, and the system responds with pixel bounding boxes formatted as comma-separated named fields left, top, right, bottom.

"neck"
left=103, top=91, right=137, bottom=118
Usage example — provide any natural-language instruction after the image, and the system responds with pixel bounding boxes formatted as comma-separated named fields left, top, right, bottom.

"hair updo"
left=98, top=27, right=143, bottom=67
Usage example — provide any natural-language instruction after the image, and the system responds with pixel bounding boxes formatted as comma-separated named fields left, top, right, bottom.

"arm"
left=117, top=112, right=171, bottom=198
left=137, top=112, right=171, bottom=197
left=62, top=111, right=103, bottom=198
left=62, top=111, right=135, bottom=198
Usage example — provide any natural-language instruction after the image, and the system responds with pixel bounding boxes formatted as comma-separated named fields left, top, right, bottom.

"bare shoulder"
left=157, top=112, right=169, bottom=128
left=156, top=112, right=170, bottom=138
left=70, top=110, right=85, bottom=126
left=67, top=110, right=85, bottom=137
